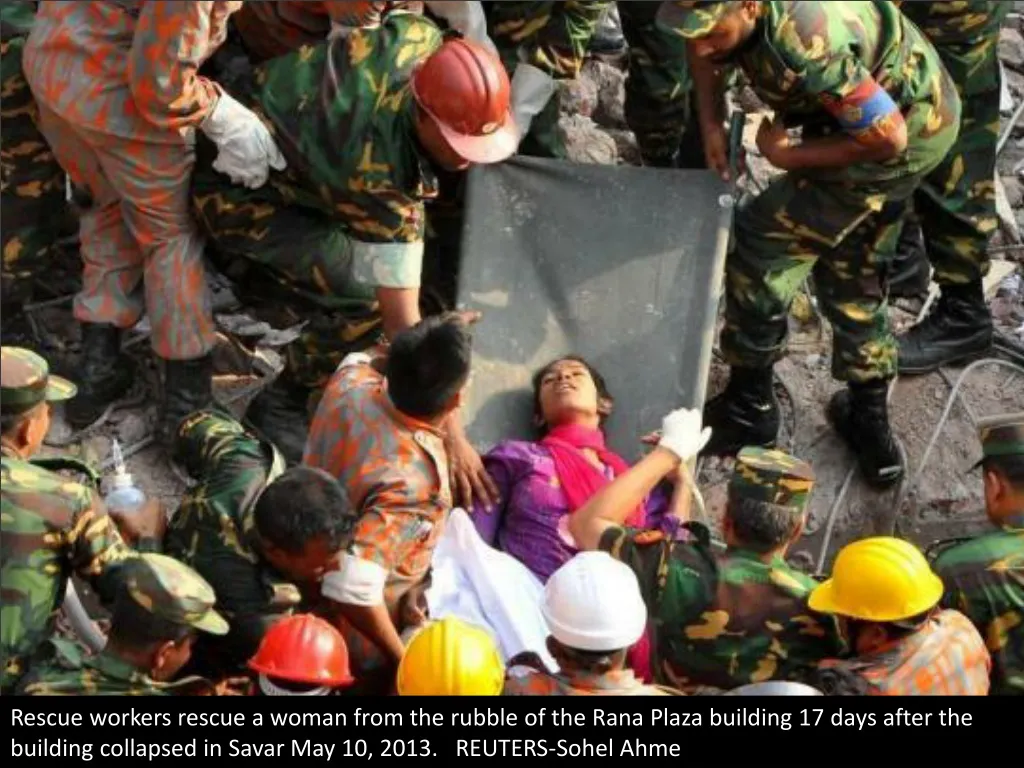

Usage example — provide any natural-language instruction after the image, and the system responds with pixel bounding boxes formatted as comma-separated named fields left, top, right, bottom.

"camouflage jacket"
left=487, top=1, right=610, bottom=78
left=730, top=0, right=960, bottom=188
left=163, top=410, right=299, bottom=669
left=0, top=445, right=136, bottom=693
left=191, top=12, right=443, bottom=290
left=1, top=1, right=34, bottom=42
left=600, top=522, right=842, bottom=692
left=934, top=519, right=1024, bottom=696
left=896, top=0, right=1009, bottom=96
left=19, top=648, right=209, bottom=696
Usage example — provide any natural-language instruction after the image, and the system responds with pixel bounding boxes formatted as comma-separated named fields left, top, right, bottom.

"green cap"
left=0, top=346, right=77, bottom=415
left=126, top=554, right=229, bottom=636
left=971, top=412, right=1024, bottom=470
left=729, top=447, right=816, bottom=510
left=657, top=1, right=734, bottom=39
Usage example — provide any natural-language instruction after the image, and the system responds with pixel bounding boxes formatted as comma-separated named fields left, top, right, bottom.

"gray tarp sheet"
left=456, top=156, right=732, bottom=463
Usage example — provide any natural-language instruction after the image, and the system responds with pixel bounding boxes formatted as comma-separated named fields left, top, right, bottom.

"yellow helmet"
left=396, top=617, right=505, bottom=696
left=808, top=537, right=944, bottom=622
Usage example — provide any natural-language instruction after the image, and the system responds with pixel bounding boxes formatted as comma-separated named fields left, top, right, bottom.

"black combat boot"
left=897, top=281, right=993, bottom=374
left=157, top=355, right=214, bottom=451
left=66, top=322, right=134, bottom=429
left=245, top=378, right=312, bottom=465
left=827, top=380, right=904, bottom=489
left=888, top=222, right=930, bottom=300
left=701, top=366, right=780, bottom=457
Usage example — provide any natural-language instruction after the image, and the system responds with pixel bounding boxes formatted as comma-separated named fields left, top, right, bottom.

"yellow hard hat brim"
left=808, top=574, right=945, bottom=622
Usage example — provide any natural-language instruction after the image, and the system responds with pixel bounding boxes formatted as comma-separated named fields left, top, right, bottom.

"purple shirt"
left=469, top=440, right=677, bottom=583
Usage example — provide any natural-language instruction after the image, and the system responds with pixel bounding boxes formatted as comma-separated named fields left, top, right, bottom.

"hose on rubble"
left=62, top=581, right=107, bottom=654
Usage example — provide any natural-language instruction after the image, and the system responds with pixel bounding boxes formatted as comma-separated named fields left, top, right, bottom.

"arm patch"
left=822, top=78, right=900, bottom=136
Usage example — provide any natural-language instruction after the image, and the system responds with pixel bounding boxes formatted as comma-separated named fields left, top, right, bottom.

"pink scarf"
left=540, top=424, right=646, bottom=531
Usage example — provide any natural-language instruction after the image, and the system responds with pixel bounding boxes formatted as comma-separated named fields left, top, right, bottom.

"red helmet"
left=248, top=614, right=354, bottom=687
left=411, top=36, right=517, bottom=164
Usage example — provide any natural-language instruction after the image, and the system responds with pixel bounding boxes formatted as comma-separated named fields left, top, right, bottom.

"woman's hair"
left=531, top=355, right=614, bottom=433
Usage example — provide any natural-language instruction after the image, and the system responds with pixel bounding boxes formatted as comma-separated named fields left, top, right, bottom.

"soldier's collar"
left=87, top=650, right=154, bottom=683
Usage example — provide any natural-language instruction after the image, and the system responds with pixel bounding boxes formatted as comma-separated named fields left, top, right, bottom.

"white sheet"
left=425, top=508, right=558, bottom=672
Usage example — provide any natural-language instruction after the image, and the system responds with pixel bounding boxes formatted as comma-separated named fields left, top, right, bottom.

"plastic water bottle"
left=103, top=439, right=147, bottom=514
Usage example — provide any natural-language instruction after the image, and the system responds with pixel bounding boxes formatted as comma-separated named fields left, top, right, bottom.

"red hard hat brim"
left=247, top=659, right=356, bottom=689
left=433, top=109, right=519, bottom=165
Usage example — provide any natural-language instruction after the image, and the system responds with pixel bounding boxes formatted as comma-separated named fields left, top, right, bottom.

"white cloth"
left=425, top=1, right=499, bottom=57
left=510, top=63, right=556, bottom=142
left=426, top=508, right=558, bottom=671
left=321, top=554, right=389, bottom=607
left=200, top=91, right=286, bottom=189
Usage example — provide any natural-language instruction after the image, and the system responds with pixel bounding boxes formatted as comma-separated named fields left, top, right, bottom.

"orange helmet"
left=248, top=614, right=354, bottom=688
left=411, top=37, right=517, bottom=164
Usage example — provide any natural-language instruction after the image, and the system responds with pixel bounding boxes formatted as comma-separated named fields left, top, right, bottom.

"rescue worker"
left=247, top=614, right=355, bottom=696
left=396, top=617, right=505, bottom=695
left=230, top=2, right=495, bottom=64
left=489, top=2, right=701, bottom=168
left=890, top=1, right=1009, bottom=372
left=504, top=551, right=682, bottom=695
left=0, top=1, right=69, bottom=314
left=0, top=346, right=165, bottom=693
left=570, top=409, right=842, bottom=693
left=308, top=315, right=473, bottom=694
left=810, top=537, right=992, bottom=695
left=22, top=1, right=287, bottom=447
left=19, top=553, right=228, bottom=696
left=660, top=1, right=961, bottom=488
left=190, top=15, right=516, bottom=464
left=164, top=410, right=357, bottom=676
left=933, top=413, right=1024, bottom=696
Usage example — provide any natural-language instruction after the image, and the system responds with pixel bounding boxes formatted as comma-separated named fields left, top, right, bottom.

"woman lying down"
left=468, top=356, right=698, bottom=678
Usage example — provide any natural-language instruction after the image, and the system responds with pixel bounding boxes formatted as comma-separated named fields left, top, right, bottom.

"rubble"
left=559, top=114, right=619, bottom=166
left=1000, top=27, right=1024, bottom=71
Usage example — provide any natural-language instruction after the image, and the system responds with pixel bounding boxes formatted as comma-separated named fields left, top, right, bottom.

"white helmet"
left=542, top=551, right=647, bottom=652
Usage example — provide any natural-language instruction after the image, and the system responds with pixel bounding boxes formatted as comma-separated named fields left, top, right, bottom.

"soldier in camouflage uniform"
left=190, top=16, right=515, bottom=462
left=933, top=413, right=1024, bottom=696
left=164, top=409, right=357, bottom=676
left=569, top=411, right=842, bottom=693
left=0, top=1, right=68, bottom=313
left=487, top=1, right=701, bottom=167
left=890, top=1, right=1009, bottom=373
left=0, top=346, right=164, bottom=694
left=660, top=1, right=962, bottom=489
left=19, top=553, right=228, bottom=696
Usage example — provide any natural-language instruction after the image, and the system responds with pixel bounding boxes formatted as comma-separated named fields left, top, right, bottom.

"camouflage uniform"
left=190, top=12, right=444, bottom=390
left=599, top=447, right=841, bottom=692
left=895, top=1, right=1009, bottom=287
left=0, top=347, right=139, bottom=693
left=933, top=415, right=1024, bottom=696
left=487, top=1, right=609, bottom=158
left=19, top=552, right=229, bottom=695
left=0, top=1, right=67, bottom=310
left=661, top=0, right=962, bottom=383
left=163, top=409, right=297, bottom=674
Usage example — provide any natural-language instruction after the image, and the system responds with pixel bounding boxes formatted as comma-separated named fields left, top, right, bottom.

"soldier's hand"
left=447, top=432, right=499, bottom=510
left=703, top=121, right=732, bottom=181
left=756, top=116, right=792, bottom=168
left=110, top=498, right=167, bottom=547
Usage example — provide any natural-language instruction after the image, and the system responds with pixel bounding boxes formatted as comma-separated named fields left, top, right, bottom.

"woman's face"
left=537, top=359, right=601, bottom=427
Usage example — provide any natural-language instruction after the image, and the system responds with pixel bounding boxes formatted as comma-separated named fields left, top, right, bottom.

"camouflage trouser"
left=908, top=34, right=1002, bottom=287
left=721, top=176, right=923, bottom=384
left=190, top=150, right=383, bottom=392
left=488, top=1, right=610, bottom=159
left=0, top=33, right=66, bottom=309
left=617, top=1, right=701, bottom=168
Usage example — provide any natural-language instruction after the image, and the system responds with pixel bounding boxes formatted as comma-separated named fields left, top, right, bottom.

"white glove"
left=425, top=1, right=499, bottom=58
left=510, top=62, right=555, bottom=142
left=200, top=91, right=287, bottom=190
left=657, top=408, right=712, bottom=462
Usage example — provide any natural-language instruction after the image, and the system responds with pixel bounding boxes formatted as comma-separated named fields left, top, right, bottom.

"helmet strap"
left=258, top=675, right=331, bottom=697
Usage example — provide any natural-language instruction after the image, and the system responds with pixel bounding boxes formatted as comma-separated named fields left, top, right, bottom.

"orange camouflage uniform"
left=21, top=1, right=237, bottom=360
left=503, top=668, right=674, bottom=696
left=817, top=609, right=991, bottom=695
left=305, top=354, right=451, bottom=680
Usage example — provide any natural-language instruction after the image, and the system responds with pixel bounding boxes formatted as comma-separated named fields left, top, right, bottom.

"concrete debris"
left=1000, top=27, right=1024, bottom=71
left=1004, top=173, right=1024, bottom=208
left=558, top=114, right=619, bottom=165
left=996, top=175, right=1023, bottom=243
left=603, top=128, right=643, bottom=166
left=114, top=412, right=150, bottom=446
left=587, top=59, right=627, bottom=130
left=558, top=72, right=598, bottom=119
